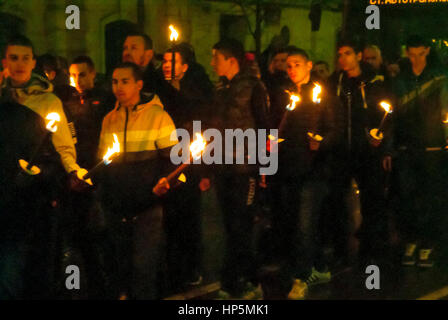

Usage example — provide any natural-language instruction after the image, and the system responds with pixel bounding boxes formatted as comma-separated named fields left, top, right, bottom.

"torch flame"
left=380, top=101, right=392, bottom=114
left=312, top=82, right=322, bottom=104
left=190, top=133, right=206, bottom=161
left=286, top=94, right=301, bottom=111
left=443, top=113, right=448, bottom=124
left=45, top=112, right=61, bottom=133
left=103, top=133, right=120, bottom=165
left=169, top=25, right=179, bottom=42
left=70, top=76, right=76, bottom=88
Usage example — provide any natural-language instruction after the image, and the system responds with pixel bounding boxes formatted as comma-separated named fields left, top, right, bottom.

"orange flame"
left=380, top=101, right=392, bottom=114
left=103, top=133, right=120, bottom=165
left=443, top=114, right=448, bottom=124
left=70, top=76, right=76, bottom=88
left=190, top=133, right=206, bottom=161
left=169, top=25, right=179, bottom=42
left=286, top=93, right=301, bottom=111
left=312, top=82, right=322, bottom=103
left=45, top=112, right=61, bottom=133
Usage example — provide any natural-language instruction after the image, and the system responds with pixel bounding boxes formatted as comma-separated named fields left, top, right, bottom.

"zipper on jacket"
left=124, top=107, right=129, bottom=162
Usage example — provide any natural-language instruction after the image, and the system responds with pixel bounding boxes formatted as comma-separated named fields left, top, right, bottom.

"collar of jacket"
left=115, top=92, right=156, bottom=112
left=3, top=73, right=53, bottom=96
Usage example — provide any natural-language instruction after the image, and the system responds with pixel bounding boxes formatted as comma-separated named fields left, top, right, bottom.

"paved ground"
left=164, top=185, right=448, bottom=300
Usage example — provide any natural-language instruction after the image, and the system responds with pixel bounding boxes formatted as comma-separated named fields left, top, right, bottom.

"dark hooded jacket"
left=277, top=78, right=341, bottom=178
left=328, top=62, right=393, bottom=159
left=392, top=61, right=448, bottom=152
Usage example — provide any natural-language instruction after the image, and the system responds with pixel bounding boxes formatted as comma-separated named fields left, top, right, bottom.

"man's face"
left=122, top=36, right=152, bottom=67
left=286, top=54, right=312, bottom=85
left=363, top=47, right=382, bottom=71
left=313, top=63, right=330, bottom=80
left=338, top=46, right=362, bottom=72
left=271, top=52, right=288, bottom=73
left=162, top=52, right=188, bottom=81
left=112, top=68, right=143, bottom=105
left=3, top=45, right=36, bottom=86
left=211, top=49, right=232, bottom=78
left=69, top=63, right=96, bottom=94
left=407, top=46, right=430, bottom=71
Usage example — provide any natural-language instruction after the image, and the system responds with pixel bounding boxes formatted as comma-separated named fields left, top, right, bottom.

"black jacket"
left=277, top=79, right=340, bottom=178
left=392, top=62, right=448, bottom=152
left=328, top=62, right=393, bottom=159
left=55, top=85, right=114, bottom=169
left=210, top=71, right=269, bottom=172
left=0, top=99, right=63, bottom=239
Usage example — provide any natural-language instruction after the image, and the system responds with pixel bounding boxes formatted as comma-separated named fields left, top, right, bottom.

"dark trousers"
left=103, top=204, right=165, bottom=299
left=394, top=151, right=448, bottom=246
left=164, top=177, right=203, bottom=290
left=271, top=174, right=328, bottom=280
left=328, top=152, right=389, bottom=263
left=215, top=169, right=258, bottom=295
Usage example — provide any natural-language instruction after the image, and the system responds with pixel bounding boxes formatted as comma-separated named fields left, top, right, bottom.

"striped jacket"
left=97, top=93, right=178, bottom=215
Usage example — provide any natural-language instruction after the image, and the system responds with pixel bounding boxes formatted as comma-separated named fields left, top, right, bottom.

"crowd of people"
left=0, top=30, right=447, bottom=300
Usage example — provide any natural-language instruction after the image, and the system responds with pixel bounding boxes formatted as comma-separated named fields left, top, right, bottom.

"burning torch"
left=82, top=133, right=120, bottom=183
left=267, top=91, right=300, bottom=150
left=307, top=82, right=324, bottom=143
left=165, top=133, right=207, bottom=186
left=370, top=101, right=393, bottom=140
left=169, top=24, right=179, bottom=82
left=19, top=112, right=61, bottom=175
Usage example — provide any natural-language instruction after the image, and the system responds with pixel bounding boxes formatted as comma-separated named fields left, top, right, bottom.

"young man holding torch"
left=327, top=38, right=393, bottom=270
left=270, top=47, right=340, bottom=299
left=95, top=62, right=177, bottom=299
left=392, top=35, right=448, bottom=268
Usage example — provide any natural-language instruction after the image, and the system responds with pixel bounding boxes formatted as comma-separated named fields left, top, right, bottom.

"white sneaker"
left=305, top=267, right=331, bottom=287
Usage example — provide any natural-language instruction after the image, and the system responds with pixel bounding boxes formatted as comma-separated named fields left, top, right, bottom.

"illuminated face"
left=286, top=54, right=312, bottom=85
left=122, top=36, right=152, bottom=67
left=69, top=63, right=96, bottom=94
left=271, top=52, right=288, bottom=73
left=313, top=63, right=330, bottom=80
left=112, top=68, right=143, bottom=105
left=211, top=49, right=232, bottom=78
left=406, top=46, right=430, bottom=72
left=162, top=52, right=188, bottom=81
left=3, top=45, right=36, bottom=86
left=363, top=47, right=382, bottom=71
left=338, top=46, right=362, bottom=73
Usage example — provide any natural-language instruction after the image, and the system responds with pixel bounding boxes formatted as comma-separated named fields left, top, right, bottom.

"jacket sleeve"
left=49, top=96, right=80, bottom=173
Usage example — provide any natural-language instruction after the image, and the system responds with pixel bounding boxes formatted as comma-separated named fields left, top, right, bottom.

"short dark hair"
left=3, top=34, right=35, bottom=58
left=125, top=32, right=153, bottom=50
left=213, top=38, right=245, bottom=67
left=71, top=55, right=95, bottom=71
left=337, top=37, right=363, bottom=54
left=37, top=54, right=58, bottom=72
left=406, top=35, right=430, bottom=49
left=314, top=60, right=329, bottom=70
left=166, top=42, right=195, bottom=65
left=113, top=62, right=143, bottom=81
left=286, top=46, right=310, bottom=61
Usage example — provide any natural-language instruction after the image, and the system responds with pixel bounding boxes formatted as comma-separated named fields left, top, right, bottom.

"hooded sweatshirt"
left=2, top=73, right=79, bottom=173
left=97, top=93, right=178, bottom=215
